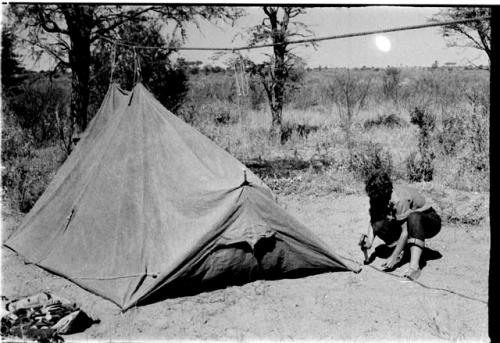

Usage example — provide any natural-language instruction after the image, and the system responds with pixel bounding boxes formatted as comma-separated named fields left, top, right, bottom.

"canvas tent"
left=5, top=83, right=360, bottom=311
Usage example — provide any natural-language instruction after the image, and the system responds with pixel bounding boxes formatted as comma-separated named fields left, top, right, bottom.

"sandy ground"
left=1, top=192, right=489, bottom=341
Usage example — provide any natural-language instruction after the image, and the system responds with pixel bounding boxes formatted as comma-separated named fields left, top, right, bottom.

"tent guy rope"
left=96, top=15, right=491, bottom=52
left=109, top=44, right=117, bottom=84
left=366, top=264, right=488, bottom=305
left=337, top=252, right=488, bottom=305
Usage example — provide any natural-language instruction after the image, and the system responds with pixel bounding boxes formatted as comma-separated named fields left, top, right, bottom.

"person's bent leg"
left=422, top=208, right=441, bottom=240
left=407, top=237, right=425, bottom=271
left=405, top=212, right=426, bottom=279
left=405, top=209, right=442, bottom=280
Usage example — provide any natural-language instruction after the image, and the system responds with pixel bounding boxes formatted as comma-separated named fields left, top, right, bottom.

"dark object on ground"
left=358, top=234, right=370, bottom=264
left=363, top=113, right=407, bottom=129
left=368, top=244, right=442, bottom=269
left=1, top=292, right=98, bottom=342
left=281, top=123, right=320, bottom=144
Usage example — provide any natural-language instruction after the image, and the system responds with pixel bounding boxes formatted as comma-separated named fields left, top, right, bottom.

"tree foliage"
left=8, top=77, right=69, bottom=147
left=328, top=71, right=371, bottom=153
left=244, top=6, right=315, bottom=141
left=432, top=7, right=491, bottom=63
left=89, top=20, right=189, bottom=115
left=329, top=72, right=371, bottom=124
left=1, top=27, right=24, bottom=89
left=6, top=4, right=243, bottom=131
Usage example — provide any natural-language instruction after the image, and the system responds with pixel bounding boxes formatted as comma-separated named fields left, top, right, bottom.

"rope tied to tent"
left=109, top=44, right=117, bottom=84
left=365, top=264, right=487, bottom=304
left=337, top=251, right=487, bottom=305
left=127, top=47, right=143, bottom=105
left=132, top=47, right=142, bottom=85
left=241, top=167, right=249, bottom=186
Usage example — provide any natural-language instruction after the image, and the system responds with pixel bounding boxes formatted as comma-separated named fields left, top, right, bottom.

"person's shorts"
left=406, top=207, right=441, bottom=241
left=373, top=207, right=441, bottom=244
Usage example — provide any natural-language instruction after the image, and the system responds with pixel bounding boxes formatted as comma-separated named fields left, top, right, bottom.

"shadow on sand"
left=244, top=157, right=333, bottom=179
left=367, top=244, right=442, bottom=270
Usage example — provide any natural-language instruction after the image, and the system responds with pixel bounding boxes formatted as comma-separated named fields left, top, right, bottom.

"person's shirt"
left=390, top=185, right=432, bottom=222
left=371, top=185, right=430, bottom=246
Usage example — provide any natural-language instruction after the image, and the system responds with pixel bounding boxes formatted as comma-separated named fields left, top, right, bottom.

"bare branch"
left=288, top=7, right=306, bottom=19
left=38, top=44, right=70, bottom=67
left=35, top=5, right=68, bottom=34
left=91, top=6, right=154, bottom=42
left=263, top=7, right=275, bottom=17
left=432, top=7, right=490, bottom=62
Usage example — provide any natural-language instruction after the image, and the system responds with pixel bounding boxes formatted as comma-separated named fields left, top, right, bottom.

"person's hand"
left=381, top=250, right=404, bottom=271
left=358, top=234, right=371, bottom=250
left=381, top=257, right=399, bottom=271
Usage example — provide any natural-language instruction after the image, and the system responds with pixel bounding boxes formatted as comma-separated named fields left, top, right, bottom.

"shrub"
left=328, top=70, right=371, bottom=152
left=280, top=123, right=320, bottom=144
left=176, top=104, right=199, bottom=126
left=2, top=28, right=24, bottom=90
left=405, top=151, right=434, bottom=182
left=441, top=158, right=490, bottom=192
left=1, top=110, right=32, bottom=163
left=248, top=78, right=266, bottom=110
left=461, top=113, right=488, bottom=172
left=463, top=86, right=489, bottom=173
left=410, top=106, right=435, bottom=131
left=348, top=141, right=393, bottom=181
left=407, top=107, right=436, bottom=181
left=178, top=101, right=239, bottom=128
left=437, top=113, right=464, bottom=156
left=382, top=67, right=401, bottom=103
left=150, top=67, right=189, bottom=114
left=8, top=79, right=70, bottom=147
left=185, top=74, right=236, bottom=105
left=2, top=111, right=64, bottom=212
left=210, top=103, right=238, bottom=125
left=363, top=113, right=406, bottom=129
left=6, top=148, right=63, bottom=213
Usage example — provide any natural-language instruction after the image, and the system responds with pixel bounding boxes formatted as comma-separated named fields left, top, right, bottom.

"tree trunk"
left=62, top=5, right=94, bottom=132
left=271, top=45, right=286, bottom=137
left=268, top=8, right=288, bottom=143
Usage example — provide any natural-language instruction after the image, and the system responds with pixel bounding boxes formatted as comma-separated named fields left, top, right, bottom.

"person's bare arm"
left=395, top=205, right=432, bottom=221
left=381, top=223, right=408, bottom=270
left=360, top=222, right=375, bottom=249
left=358, top=223, right=375, bottom=264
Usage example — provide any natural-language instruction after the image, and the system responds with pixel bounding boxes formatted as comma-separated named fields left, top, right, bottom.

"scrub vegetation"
left=2, top=65, right=489, bottom=220
left=186, top=66, right=489, bottom=199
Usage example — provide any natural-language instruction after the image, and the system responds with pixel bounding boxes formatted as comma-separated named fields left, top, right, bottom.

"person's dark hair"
left=365, top=170, right=393, bottom=223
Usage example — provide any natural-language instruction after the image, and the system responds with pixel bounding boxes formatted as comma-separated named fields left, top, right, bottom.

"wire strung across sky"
left=98, top=16, right=491, bottom=52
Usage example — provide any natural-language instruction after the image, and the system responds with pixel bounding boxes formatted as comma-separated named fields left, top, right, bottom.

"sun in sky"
left=375, top=35, right=392, bottom=52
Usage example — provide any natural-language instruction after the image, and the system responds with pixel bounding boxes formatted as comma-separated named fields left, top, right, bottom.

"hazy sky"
left=13, top=5, right=490, bottom=70
left=172, top=6, right=489, bottom=68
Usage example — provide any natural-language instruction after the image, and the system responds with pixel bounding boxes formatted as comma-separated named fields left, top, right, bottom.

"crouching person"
left=359, top=170, right=441, bottom=280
